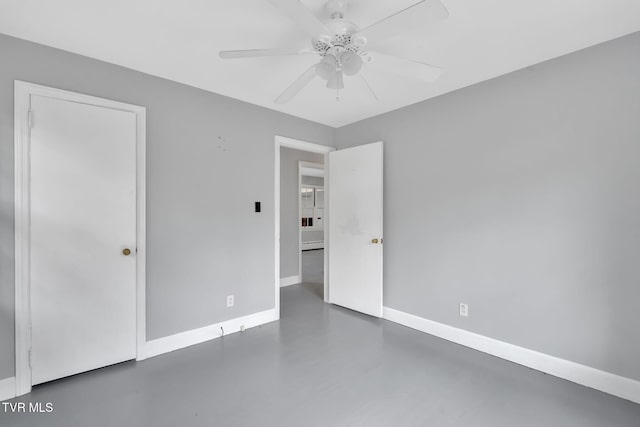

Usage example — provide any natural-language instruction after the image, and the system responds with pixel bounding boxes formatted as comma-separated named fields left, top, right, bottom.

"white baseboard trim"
left=382, top=307, right=640, bottom=404
left=140, top=308, right=277, bottom=360
left=0, top=377, right=16, bottom=402
left=280, top=275, right=301, bottom=287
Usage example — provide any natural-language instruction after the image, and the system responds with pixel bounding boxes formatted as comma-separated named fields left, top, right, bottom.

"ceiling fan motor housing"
left=312, top=19, right=362, bottom=56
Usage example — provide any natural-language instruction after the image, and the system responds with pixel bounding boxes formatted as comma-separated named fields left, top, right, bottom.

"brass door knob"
left=371, top=239, right=379, bottom=244
left=122, top=248, right=132, bottom=256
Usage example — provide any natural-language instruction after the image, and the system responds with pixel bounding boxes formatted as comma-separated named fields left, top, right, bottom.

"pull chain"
left=336, top=66, right=340, bottom=101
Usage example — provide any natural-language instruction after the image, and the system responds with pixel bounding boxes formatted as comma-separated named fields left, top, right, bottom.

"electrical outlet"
left=459, top=303, right=469, bottom=317
left=226, top=295, right=234, bottom=307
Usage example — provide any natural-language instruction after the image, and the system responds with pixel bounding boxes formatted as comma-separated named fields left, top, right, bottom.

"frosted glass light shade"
left=316, top=55, right=337, bottom=80
left=340, top=51, right=363, bottom=76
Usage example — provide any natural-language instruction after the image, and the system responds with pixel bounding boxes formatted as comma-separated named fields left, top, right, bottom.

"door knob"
left=122, top=248, right=132, bottom=256
left=371, top=239, right=379, bottom=244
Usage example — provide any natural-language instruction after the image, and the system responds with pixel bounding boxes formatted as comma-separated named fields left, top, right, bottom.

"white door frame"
left=298, top=161, right=324, bottom=272
left=14, top=81, right=147, bottom=397
left=274, top=136, right=334, bottom=318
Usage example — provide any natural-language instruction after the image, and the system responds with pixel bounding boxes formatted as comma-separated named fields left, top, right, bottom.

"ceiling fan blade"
left=268, top=0, right=332, bottom=39
left=275, top=64, right=318, bottom=104
left=355, top=0, right=448, bottom=45
left=359, top=73, right=379, bottom=101
left=366, top=51, right=442, bottom=82
left=219, top=48, right=317, bottom=59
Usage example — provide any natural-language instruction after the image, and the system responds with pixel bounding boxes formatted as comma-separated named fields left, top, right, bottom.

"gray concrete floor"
left=301, top=248, right=323, bottom=285
left=2, top=282, right=639, bottom=426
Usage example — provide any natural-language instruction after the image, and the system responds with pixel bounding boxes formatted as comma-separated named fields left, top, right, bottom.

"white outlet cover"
left=227, top=295, right=234, bottom=307
left=459, top=303, right=469, bottom=317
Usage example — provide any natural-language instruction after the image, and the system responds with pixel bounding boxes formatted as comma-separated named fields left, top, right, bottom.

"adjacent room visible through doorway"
left=275, top=137, right=333, bottom=317
left=299, top=161, right=325, bottom=289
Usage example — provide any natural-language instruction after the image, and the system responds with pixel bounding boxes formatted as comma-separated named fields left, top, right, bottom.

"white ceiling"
left=1, top=0, right=639, bottom=127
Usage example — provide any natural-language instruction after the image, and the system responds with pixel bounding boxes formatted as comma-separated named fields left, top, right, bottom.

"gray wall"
left=335, top=32, right=640, bottom=381
left=0, top=34, right=333, bottom=380
left=280, top=148, right=324, bottom=278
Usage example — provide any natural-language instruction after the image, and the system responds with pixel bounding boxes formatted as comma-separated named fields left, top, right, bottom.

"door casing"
left=13, top=81, right=147, bottom=397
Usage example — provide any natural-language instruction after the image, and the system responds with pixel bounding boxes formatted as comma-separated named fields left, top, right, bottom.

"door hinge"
left=28, top=110, right=34, bottom=129
left=28, top=348, right=33, bottom=368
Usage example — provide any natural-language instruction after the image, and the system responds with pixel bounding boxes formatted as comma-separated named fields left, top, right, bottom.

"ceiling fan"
left=219, top=0, right=448, bottom=104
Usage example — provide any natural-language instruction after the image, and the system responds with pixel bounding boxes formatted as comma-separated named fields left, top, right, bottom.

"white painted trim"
left=300, top=161, right=325, bottom=179
left=300, top=167, right=324, bottom=177
left=135, top=107, right=147, bottom=362
left=323, top=152, right=330, bottom=303
left=0, top=377, right=16, bottom=402
left=142, top=309, right=277, bottom=359
left=275, top=136, right=334, bottom=317
left=274, top=139, right=281, bottom=320
left=13, top=81, right=147, bottom=394
left=299, top=161, right=325, bottom=170
left=297, top=161, right=302, bottom=281
left=280, top=276, right=302, bottom=287
left=14, top=81, right=31, bottom=398
left=382, top=307, right=640, bottom=404
left=276, top=135, right=334, bottom=153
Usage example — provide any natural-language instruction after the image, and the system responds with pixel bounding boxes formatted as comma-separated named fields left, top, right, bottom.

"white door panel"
left=328, top=141, right=383, bottom=317
left=30, top=95, right=137, bottom=385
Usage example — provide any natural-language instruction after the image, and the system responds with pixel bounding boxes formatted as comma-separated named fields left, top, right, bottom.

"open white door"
left=328, top=141, right=383, bottom=317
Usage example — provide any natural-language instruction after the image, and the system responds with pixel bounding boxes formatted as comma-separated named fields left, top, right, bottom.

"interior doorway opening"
left=274, top=136, right=334, bottom=318
left=299, top=161, right=325, bottom=295
left=275, top=136, right=383, bottom=319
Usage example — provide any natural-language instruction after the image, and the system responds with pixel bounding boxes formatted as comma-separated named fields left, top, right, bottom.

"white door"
left=328, top=141, right=383, bottom=317
left=30, top=95, right=137, bottom=385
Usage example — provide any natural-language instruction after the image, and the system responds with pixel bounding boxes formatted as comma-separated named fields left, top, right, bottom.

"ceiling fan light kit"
left=316, top=53, right=338, bottom=80
left=218, top=0, right=449, bottom=103
left=339, top=51, right=363, bottom=76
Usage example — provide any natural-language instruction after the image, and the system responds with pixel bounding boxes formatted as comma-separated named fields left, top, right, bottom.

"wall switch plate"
left=459, top=303, right=469, bottom=317
left=227, top=295, right=234, bottom=307
left=255, top=201, right=261, bottom=213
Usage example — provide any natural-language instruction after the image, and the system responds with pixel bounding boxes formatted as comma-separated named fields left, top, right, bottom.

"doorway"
left=299, top=161, right=325, bottom=288
left=275, top=137, right=333, bottom=318
left=275, top=136, right=384, bottom=320
left=14, top=81, right=146, bottom=396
